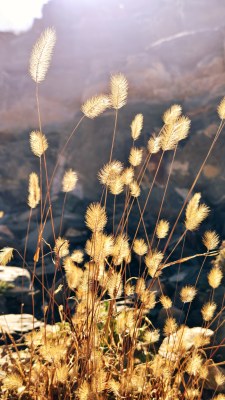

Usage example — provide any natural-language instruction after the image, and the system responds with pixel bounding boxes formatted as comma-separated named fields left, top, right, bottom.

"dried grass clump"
left=1, top=27, right=225, bottom=400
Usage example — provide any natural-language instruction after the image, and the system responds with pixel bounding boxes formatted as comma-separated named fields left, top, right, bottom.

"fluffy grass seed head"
left=201, top=301, right=217, bottom=322
left=98, top=160, right=123, bottom=186
left=107, top=270, right=123, bottom=299
left=156, top=219, right=169, bottom=239
left=0, top=247, right=14, bottom=266
left=218, top=97, right=225, bottom=119
left=133, top=238, right=148, bottom=256
left=71, top=249, right=84, bottom=264
left=136, top=277, right=146, bottom=295
left=85, top=202, right=107, bottom=232
left=112, top=234, right=130, bottom=265
left=214, top=395, right=225, bottom=400
left=2, top=373, right=23, bottom=391
left=140, top=289, right=156, bottom=309
left=29, top=27, right=56, bottom=83
left=131, top=113, right=143, bottom=140
left=54, top=237, right=70, bottom=258
left=180, top=285, right=197, bottom=303
left=82, top=94, right=111, bottom=118
left=129, top=147, right=143, bottom=167
left=147, top=134, right=161, bottom=154
left=145, top=250, right=163, bottom=278
left=185, top=353, right=203, bottom=376
left=185, top=193, right=210, bottom=231
left=55, top=364, right=69, bottom=384
left=163, top=317, right=178, bottom=336
left=62, top=169, right=78, bottom=192
left=85, top=232, right=114, bottom=263
left=215, top=371, right=225, bottom=387
left=160, top=295, right=172, bottom=309
left=28, top=172, right=40, bottom=209
left=203, top=230, right=220, bottom=251
left=163, top=104, right=182, bottom=125
left=160, top=115, right=190, bottom=151
left=30, top=130, right=48, bottom=157
left=110, top=73, right=128, bottom=109
left=77, top=380, right=90, bottom=400
left=64, top=257, right=83, bottom=290
left=129, top=180, right=141, bottom=197
left=144, top=329, right=160, bottom=344
left=121, top=166, right=134, bottom=185
left=109, top=175, right=124, bottom=195
left=208, top=266, right=223, bottom=289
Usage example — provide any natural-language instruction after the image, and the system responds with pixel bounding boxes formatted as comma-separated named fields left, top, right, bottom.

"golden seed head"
left=71, top=249, right=84, bottom=264
left=185, top=192, right=210, bottom=231
left=85, top=232, right=114, bottom=263
left=110, top=73, right=128, bottom=109
left=163, top=317, right=178, bottom=336
left=109, top=175, right=124, bottom=195
left=163, top=104, right=182, bottom=125
left=214, top=395, right=225, bottom=400
left=62, top=169, right=78, bottom=192
left=185, top=353, right=203, bottom=376
left=77, top=380, right=90, bottom=400
left=203, top=230, right=220, bottom=251
left=116, top=309, right=135, bottom=335
left=144, top=329, right=160, bottom=344
left=55, top=365, right=69, bottom=384
left=121, top=166, right=134, bottom=185
left=160, top=115, right=191, bottom=151
left=136, top=277, right=146, bottom=295
left=124, top=282, right=135, bottom=296
left=215, top=371, right=225, bottom=387
left=29, top=27, right=56, bottom=83
left=129, top=147, right=143, bottom=167
left=107, top=270, right=123, bottom=299
left=180, top=285, right=197, bottom=303
left=2, top=373, right=23, bottom=390
left=145, top=250, right=163, bottom=278
left=28, top=172, right=40, bottom=209
left=208, top=266, right=223, bottom=289
left=98, top=160, right=123, bottom=186
left=54, top=237, right=70, bottom=258
left=30, top=130, right=48, bottom=157
left=129, top=180, right=141, bottom=197
left=156, top=219, right=169, bottom=239
left=0, top=247, right=14, bottom=266
left=85, top=202, right=107, bottom=232
left=160, top=295, right=172, bottom=309
left=64, top=259, right=83, bottom=290
left=201, top=301, right=217, bottom=321
left=133, top=238, right=148, bottom=256
left=218, top=97, right=225, bottom=119
left=81, top=94, right=111, bottom=118
left=112, top=234, right=130, bottom=265
left=147, top=134, right=161, bottom=154
left=131, top=113, right=143, bottom=140
left=140, top=289, right=156, bottom=309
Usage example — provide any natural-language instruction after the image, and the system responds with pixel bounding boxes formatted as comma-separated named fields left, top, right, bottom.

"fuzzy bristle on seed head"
left=163, top=104, right=182, bottom=125
left=145, top=250, right=163, bottom=278
left=180, top=285, right=197, bottom=303
left=185, top=353, right=203, bottom=376
left=62, top=169, right=78, bottom=192
left=163, top=317, right=178, bottom=336
left=129, top=180, right=141, bottom=197
left=133, top=238, right=148, bottom=256
left=107, top=270, right=123, bottom=299
left=156, top=219, right=169, bottom=239
left=29, top=27, right=56, bottom=83
left=54, top=237, right=69, bottom=258
left=85, top=202, right=107, bottom=232
left=203, top=230, right=219, bottom=251
left=0, top=247, right=14, bottom=266
left=71, top=249, right=84, bottom=264
left=147, top=134, right=161, bottom=154
left=2, top=373, right=23, bottom=390
left=98, top=160, right=123, bottom=186
left=112, top=234, right=130, bottom=265
left=144, top=329, right=160, bottom=344
left=121, top=167, right=134, bottom=185
left=160, top=295, right=172, bottom=309
left=28, top=172, right=40, bottom=209
left=81, top=94, right=111, bottom=118
left=110, top=73, right=128, bottom=109
left=30, top=130, right=48, bottom=157
left=218, top=97, right=225, bottom=119
left=201, top=301, right=217, bottom=321
left=109, top=175, right=124, bottom=195
left=208, top=266, right=223, bottom=289
left=129, top=147, right=143, bottom=167
left=185, top=192, right=210, bottom=231
left=131, top=113, right=143, bottom=140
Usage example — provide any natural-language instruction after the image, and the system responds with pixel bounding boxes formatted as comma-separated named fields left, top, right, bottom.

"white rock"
left=0, top=314, right=44, bottom=334
left=0, top=265, right=31, bottom=292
